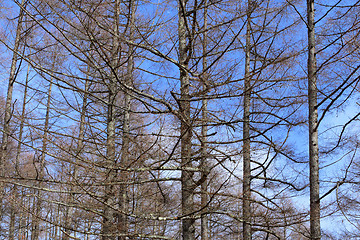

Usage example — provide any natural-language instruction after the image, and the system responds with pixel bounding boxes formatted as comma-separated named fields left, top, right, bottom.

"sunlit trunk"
left=242, top=1, right=252, bottom=239
left=307, top=0, right=320, bottom=239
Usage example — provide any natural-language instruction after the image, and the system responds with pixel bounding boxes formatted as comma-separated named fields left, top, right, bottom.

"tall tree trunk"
left=307, top=0, right=320, bottom=239
left=242, top=1, right=252, bottom=239
left=102, top=1, right=121, bottom=239
left=178, top=0, right=194, bottom=239
left=62, top=77, right=89, bottom=240
left=102, top=80, right=117, bottom=240
left=32, top=79, right=53, bottom=240
left=9, top=58, right=30, bottom=240
left=0, top=0, right=25, bottom=215
left=117, top=1, right=136, bottom=239
left=201, top=1, right=209, bottom=239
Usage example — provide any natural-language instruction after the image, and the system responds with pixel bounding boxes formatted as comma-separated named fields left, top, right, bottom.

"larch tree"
left=242, top=0, right=252, bottom=239
left=178, top=0, right=195, bottom=239
left=0, top=0, right=26, bottom=217
left=200, top=0, right=209, bottom=239
left=2, top=0, right=360, bottom=239
left=307, top=0, right=320, bottom=239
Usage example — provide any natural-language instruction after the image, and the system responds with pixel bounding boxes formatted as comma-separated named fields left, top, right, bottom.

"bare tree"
left=178, top=0, right=195, bottom=239
left=31, top=66, right=53, bottom=240
left=242, top=0, right=253, bottom=239
left=201, top=1, right=210, bottom=239
left=0, top=0, right=26, bottom=217
left=3, top=0, right=360, bottom=239
left=307, top=0, right=320, bottom=239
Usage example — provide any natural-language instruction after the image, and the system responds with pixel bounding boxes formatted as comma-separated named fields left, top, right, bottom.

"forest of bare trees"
left=0, top=0, right=360, bottom=239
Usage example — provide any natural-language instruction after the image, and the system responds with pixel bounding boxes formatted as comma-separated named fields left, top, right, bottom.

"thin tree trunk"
left=9, top=197, right=16, bottom=240
left=63, top=77, right=89, bottom=240
left=15, top=59, right=30, bottom=181
left=32, top=79, right=53, bottom=240
left=178, top=0, right=195, bottom=239
left=54, top=205, right=60, bottom=239
left=9, top=57, right=30, bottom=240
left=242, top=1, right=252, bottom=239
left=18, top=193, right=27, bottom=240
left=0, top=0, right=25, bottom=215
left=25, top=191, right=31, bottom=239
left=102, top=73, right=118, bottom=240
left=201, top=1, right=209, bottom=239
left=102, top=81, right=117, bottom=240
left=307, top=0, right=320, bottom=239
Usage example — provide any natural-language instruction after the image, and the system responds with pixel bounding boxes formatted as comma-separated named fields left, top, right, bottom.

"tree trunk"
left=32, top=79, right=53, bottom=240
left=0, top=0, right=25, bottom=216
left=242, top=1, right=252, bottom=239
left=117, top=1, right=135, bottom=239
left=9, top=197, right=16, bottom=240
left=9, top=57, right=30, bottom=240
left=201, top=1, right=209, bottom=239
left=102, top=83, right=117, bottom=240
left=178, top=0, right=195, bottom=239
left=307, top=0, right=320, bottom=239
left=102, top=1, right=121, bottom=239
left=63, top=76, right=89, bottom=240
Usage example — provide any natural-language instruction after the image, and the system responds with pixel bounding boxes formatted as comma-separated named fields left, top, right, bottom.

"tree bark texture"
left=102, top=1, right=122, bottom=239
left=102, top=83, right=117, bottom=240
left=242, top=2, right=252, bottom=239
left=201, top=1, right=209, bottom=239
left=178, top=0, right=195, bottom=239
left=117, top=1, right=136, bottom=239
left=307, top=0, right=321, bottom=239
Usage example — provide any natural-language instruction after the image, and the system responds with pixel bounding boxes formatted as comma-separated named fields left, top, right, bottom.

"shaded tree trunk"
left=116, top=1, right=136, bottom=239
left=201, top=1, right=209, bottom=239
left=178, top=0, right=195, bottom=239
left=8, top=191, right=16, bottom=240
left=32, top=79, right=53, bottom=240
left=62, top=76, right=89, bottom=240
left=102, top=78, right=117, bottom=240
left=102, top=1, right=121, bottom=239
